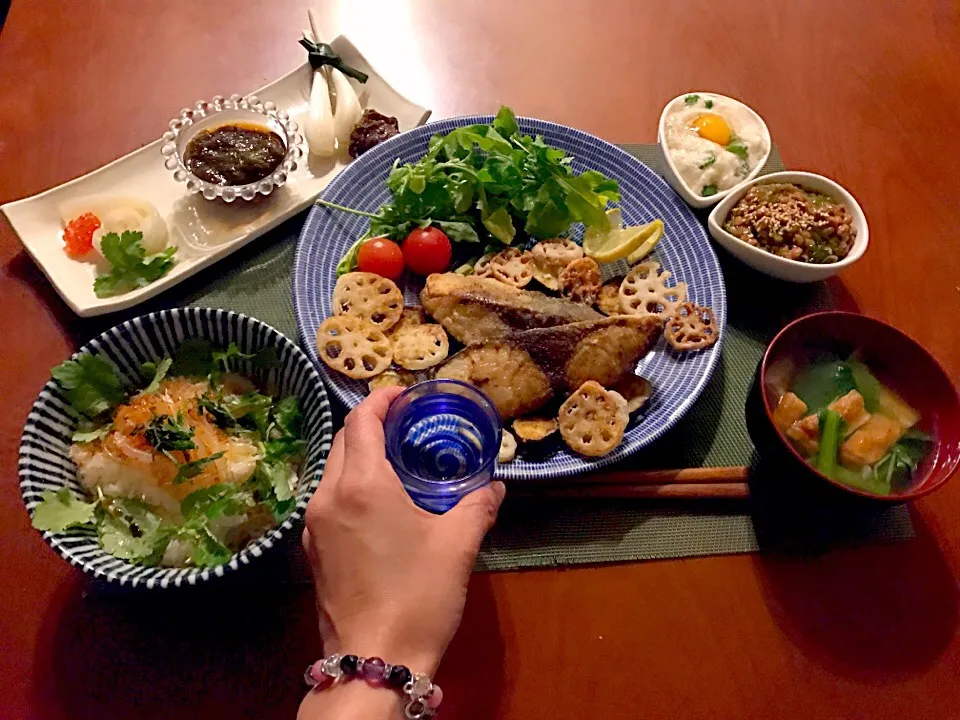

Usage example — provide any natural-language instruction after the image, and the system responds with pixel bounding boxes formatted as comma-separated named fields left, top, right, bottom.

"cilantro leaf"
left=181, top=483, right=256, bottom=521
left=170, top=339, right=215, bottom=377
left=271, top=395, right=303, bottom=438
left=198, top=396, right=237, bottom=429
left=222, top=392, right=274, bottom=434
left=31, top=489, right=96, bottom=532
left=139, top=357, right=172, bottom=395
left=212, top=343, right=254, bottom=382
left=191, top=526, right=234, bottom=567
left=93, top=231, right=177, bottom=298
left=684, top=94, right=700, bottom=105
left=144, top=412, right=195, bottom=453
left=51, top=354, right=125, bottom=419
left=172, top=451, right=225, bottom=484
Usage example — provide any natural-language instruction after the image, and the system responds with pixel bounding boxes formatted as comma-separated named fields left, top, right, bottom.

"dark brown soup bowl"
left=746, top=312, right=960, bottom=504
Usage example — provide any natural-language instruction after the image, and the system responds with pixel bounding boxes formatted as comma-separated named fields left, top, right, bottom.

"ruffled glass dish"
left=160, top=94, right=304, bottom=202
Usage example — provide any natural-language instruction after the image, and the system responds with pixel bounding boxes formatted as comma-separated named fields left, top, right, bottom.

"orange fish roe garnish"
left=63, top=212, right=101, bottom=258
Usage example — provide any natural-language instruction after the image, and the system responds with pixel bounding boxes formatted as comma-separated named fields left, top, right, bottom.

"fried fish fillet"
left=436, top=315, right=663, bottom=418
left=420, top=273, right=602, bottom=344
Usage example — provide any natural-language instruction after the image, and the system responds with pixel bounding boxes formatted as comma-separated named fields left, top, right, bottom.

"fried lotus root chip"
left=317, top=315, right=393, bottom=379
left=332, top=271, right=404, bottom=331
left=368, top=369, right=418, bottom=392
left=558, top=380, right=628, bottom=457
left=512, top=417, right=559, bottom=442
left=388, top=306, right=427, bottom=337
left=530, top=238, right=584, bottom=290
left=612, top=375, right=653, bottom=413
left=559, top=257, right=603, bottom=305
left=474, top=252, right=496, bottom=278
left=392, top=324, right=450, bottom=370
left=489, top=248, right=534, bottom=288
left=498, top=429, right=518, bottom=463
left=596, top=279, right=624, bottom=315
left=619, top=261, right=687, bottom=318
left=664, top=302, right=719, bottom=352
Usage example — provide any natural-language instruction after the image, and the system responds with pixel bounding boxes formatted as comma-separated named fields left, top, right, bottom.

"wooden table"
left=2, top=2, right=959, bottom=718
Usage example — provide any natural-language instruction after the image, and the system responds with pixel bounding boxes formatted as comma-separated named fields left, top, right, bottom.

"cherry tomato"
left=357, top=237, right=404, bottom=279
left=402, top=227, right=452, bottom=276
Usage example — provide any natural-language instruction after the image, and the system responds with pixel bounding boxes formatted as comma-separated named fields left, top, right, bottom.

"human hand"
left=301, top=387, right=506, bottom=675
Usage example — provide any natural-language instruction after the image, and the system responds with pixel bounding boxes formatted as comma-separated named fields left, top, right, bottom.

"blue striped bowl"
left=293, top=115, right=726, bottom=480
left=18, top=308, right=333, bottom=588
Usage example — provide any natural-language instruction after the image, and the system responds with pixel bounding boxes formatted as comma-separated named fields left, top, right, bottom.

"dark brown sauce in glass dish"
left=161, top=94, right=303, bottom=203
left=184, top=123, right=286, bottom=186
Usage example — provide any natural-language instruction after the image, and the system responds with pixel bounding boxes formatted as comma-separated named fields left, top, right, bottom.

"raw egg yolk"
left=691, top=114, right=732, bottom=146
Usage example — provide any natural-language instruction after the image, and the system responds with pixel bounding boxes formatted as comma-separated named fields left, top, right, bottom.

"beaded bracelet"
left=305, top=653, right=443, bottom=719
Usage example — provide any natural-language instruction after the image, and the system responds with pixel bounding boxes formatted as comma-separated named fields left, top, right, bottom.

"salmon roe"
left=63, top=212, right=101, bottom=258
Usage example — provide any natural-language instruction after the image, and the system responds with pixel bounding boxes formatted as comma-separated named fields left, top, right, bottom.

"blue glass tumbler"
left=384, top=380, right=502, bottom=513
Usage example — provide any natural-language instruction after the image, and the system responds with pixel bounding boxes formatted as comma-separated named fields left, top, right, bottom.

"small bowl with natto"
left=160, top=94, right=304, bottom=203
left=707, top=171, right=869, bottom=283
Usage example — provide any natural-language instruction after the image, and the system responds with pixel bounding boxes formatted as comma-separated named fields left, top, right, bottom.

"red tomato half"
left=357, top=237, right=404, bottom=279
left=402, top=227, right=452, bottom=276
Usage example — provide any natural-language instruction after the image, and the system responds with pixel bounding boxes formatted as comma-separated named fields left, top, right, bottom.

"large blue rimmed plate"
left=293, top=115, right=725, bottom=480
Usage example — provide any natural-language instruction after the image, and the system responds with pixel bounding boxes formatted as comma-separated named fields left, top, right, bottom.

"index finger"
left=342, top=386, right=404, bottom=466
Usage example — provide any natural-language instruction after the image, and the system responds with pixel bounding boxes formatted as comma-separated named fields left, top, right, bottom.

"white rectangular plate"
left=1, top=36, right=431, bottom=317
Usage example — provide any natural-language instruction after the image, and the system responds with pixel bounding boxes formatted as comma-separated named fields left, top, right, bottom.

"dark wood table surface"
left=2, top=2, right=959, bottom=718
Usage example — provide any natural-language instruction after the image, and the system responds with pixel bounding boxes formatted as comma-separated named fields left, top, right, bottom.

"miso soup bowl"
left=748, top=312, right=960, bottom=503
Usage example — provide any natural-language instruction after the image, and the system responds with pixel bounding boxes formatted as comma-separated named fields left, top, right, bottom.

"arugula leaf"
left=433, top=220, right=480, bottom=244
left=52, top=354, right=126, bottom=419
left=492, top=105, right=519, bottom=137
left=699, top=153, right=717, bottom=170
left=172, top=452, right=226, bottom=484
left=31, top=489, right=96, bottom=532
left=170, top=340, right=215, bottom=378
left=144, top=413, right=195, bottom=454
left=701, top=184, right=719, bottom=197
left=684, top=94, right=700, bottom=105
left=93, top=231, right=177, bottom=298
left=139, top=357, right=172, bottom=395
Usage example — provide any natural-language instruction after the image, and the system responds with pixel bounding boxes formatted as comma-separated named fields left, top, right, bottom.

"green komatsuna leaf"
left=31, top=489, right=96, bottom=532
left=51, top=354, right=126, bottom=419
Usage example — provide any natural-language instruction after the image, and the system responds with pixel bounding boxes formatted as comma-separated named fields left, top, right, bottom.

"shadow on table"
left=31, top=553, right=508, bottom=720
left=750, top=506, right=957, bottom=682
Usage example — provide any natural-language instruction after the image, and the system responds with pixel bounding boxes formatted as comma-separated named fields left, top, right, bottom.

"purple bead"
left=340, top=655, right=360, bottom=675
left=388, top=665, right=412, bottom=689
left=361, top=656, right=386, bottom=683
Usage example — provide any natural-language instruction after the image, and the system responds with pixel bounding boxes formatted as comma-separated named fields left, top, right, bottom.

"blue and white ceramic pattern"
left=293, top=115, right=725, bottom=480
left=18, top=308, right=333, bottom=588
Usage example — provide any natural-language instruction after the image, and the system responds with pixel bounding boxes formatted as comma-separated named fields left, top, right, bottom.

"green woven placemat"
left=171, top=144, right=913, bottom=573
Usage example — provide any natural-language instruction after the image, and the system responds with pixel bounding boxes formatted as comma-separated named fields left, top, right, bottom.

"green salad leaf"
left=52, top=354, right=125, bottom=419
left=93, top=230, right=177, bottom=298
left=31, top=489, right=96, bottom=532
left=320, top=105, right=621, bottom=275
left=139, top=357, right=173, bottom=395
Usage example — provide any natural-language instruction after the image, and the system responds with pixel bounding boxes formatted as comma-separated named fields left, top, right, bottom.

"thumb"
left=444, top=481, right=506, bottom=547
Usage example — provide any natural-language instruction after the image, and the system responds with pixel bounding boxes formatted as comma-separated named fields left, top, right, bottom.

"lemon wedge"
left=583, top=211, right=664, bottom=264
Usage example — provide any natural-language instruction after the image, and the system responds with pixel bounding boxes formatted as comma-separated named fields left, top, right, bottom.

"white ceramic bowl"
left=657, top=91, right=772, bottom=209
left=706, top=171, right=869, bottom=283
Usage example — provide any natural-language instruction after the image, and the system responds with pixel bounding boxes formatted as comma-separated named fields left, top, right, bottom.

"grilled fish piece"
left=436, top=315, right=663, bottom=418
left=420, top=273, right=602, bottom=344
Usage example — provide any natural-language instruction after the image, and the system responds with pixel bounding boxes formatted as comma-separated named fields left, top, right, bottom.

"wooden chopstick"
left=508, top=466, right=751, bottom=500
left=510, top=482, right=750, bottom=500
